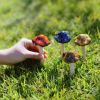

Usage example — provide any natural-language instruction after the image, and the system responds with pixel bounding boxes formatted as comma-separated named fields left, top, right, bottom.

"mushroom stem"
left=61, top=44, right=64, bottom=56
left=70, top=63, right=75, bottom=76
left=81, top=46, right=86, bottom=59
left=38, top=46, right=44, bottom=62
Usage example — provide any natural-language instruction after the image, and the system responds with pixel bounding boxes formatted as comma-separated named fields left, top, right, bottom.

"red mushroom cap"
left=32, top=34, right=50, bottom=47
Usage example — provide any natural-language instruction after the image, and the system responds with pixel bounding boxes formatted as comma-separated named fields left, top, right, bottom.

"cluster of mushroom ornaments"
left=32, top=31, right=91, bottom=76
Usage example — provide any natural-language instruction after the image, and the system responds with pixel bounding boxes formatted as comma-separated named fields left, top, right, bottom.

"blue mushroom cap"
left=54, top=31, right=71, bottom=43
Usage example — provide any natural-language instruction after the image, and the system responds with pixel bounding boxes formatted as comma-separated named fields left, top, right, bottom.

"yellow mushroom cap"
left=75, top=34, right=91, bottom=46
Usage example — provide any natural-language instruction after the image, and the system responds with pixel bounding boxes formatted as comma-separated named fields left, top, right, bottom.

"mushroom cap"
left=75, top=34, right=91, bottom=46
left=54, top=31, right=71, bottom=43
left=63, top=51, right=80, bottom=63
left=32, top=34, right=50, bottom=47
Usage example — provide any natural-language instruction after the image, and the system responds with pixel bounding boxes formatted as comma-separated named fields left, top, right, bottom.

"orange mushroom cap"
left=32, top=34, right=50, bottom=47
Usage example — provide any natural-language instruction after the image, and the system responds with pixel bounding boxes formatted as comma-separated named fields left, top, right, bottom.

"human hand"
left=28, top=44, right=48, bottom=61
left=0, top=38, right=47, bottom=64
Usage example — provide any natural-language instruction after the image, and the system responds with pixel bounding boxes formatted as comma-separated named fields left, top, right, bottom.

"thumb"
left=24, top=50, right=43, bottom=59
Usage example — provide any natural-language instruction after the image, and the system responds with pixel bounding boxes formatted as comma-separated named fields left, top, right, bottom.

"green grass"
left=0, top=0, right=100, bottom=99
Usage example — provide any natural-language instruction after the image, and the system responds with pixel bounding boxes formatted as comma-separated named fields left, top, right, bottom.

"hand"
left=28, top=44, right=48, bottom=61
left=0, top=38, right=47, bottom=64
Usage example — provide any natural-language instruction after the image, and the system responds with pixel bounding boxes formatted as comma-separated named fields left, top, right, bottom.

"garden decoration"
left=75, top=34, right=91, bottom=59
left=54, top=31, right=71, bottom=56
left=32, top=34, right=50, bottom=62
left=63, top=51, right=80, bottom=76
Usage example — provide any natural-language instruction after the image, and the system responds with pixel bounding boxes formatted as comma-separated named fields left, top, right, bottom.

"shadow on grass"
left=4, top=59, right=44, bottom=78
left=48, top=68, right=74, bottom=98
left=46, top=59, right=74, bottom=94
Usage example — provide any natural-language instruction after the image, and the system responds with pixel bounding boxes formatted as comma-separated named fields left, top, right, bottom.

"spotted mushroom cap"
left=63, top=51, right=80, bottom=63
left=75, top=34, right=91, bottom=46
left=54, top=31, right=71, bottom=43
left=32, top=34, right=50, bottom=47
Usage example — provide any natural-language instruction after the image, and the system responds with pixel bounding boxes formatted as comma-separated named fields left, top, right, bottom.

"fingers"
left=44, top=51, right=48, bottom=58
left=24, top=49, right=43, bottom=60
left=20, top=38, right=35, bottom=48
left=44, top=50, right=47, bottom=54
left=20, top=38, right=48, bottom=60
left=28, top=45, right=39, bottom=52
left=27, top=46, right=48, bottom=59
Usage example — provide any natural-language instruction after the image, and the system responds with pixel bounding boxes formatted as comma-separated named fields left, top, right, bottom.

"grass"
left=0, top=0, right=100, bottom=99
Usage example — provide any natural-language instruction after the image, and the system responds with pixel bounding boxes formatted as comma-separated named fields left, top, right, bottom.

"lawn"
left=0, top=0, right=100, bottom=100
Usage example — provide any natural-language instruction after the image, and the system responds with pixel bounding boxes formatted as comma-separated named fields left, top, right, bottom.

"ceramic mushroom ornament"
left=63, top=51, right=80, bottom=76
left=74, top=34, right=91, bottom=59
left=32, top=34, right=50, bottom=62
left=54, top=31, right=71, bottom=56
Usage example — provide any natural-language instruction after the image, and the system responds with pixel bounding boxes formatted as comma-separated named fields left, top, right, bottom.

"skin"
left=0, top=38, right=47, bottom=65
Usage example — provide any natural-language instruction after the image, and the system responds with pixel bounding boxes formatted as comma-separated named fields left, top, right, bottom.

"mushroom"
left=63, top=51, right=80, bottom=76
left=74, top=34, right=91, bottom=59
left=54, top=31, right=71, bottom=56
left=32, top=34, right=50, bottom=62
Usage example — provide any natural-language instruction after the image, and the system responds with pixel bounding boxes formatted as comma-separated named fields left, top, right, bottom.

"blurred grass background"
left=0, top=0, right=100, bottom=47
left=0, top=0, right=100, bottom=100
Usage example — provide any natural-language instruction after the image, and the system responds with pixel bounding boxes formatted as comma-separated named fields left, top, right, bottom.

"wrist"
left=0, top=48, right=13, bottom=64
